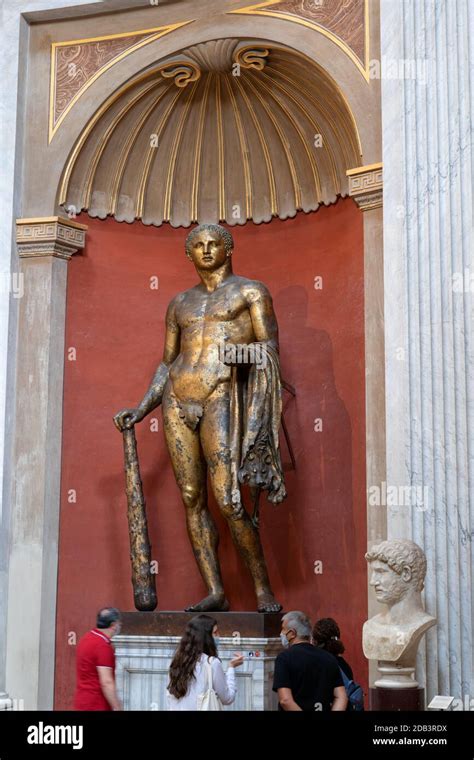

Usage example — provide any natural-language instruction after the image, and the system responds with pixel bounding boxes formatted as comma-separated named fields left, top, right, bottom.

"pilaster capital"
left=16, top=216, right=87, bottom=260
left=346, top=163, right=383, bottom=211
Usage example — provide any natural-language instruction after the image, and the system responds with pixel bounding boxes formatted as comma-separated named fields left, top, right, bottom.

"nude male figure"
left=114, top=224, right=283, bottom=613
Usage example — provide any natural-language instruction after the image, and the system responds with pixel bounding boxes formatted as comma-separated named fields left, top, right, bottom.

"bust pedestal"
left=369, top=687, right=425, bottom=711
left=115, top=611, right=282, bottom=711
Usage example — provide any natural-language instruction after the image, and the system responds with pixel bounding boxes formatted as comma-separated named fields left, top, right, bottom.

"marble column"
left=4, top=217, right=86, bottom=710
left=381, top=0, right=473, bottom=704
left=347, top=163, right=386, bottom=688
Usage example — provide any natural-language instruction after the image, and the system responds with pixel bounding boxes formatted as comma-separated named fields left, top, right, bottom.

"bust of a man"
left=363, top=539, right=436, bottom=667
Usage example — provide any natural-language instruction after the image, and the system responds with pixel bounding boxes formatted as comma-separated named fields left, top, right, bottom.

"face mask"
left=280, top=632, right=290, bottom=648
left=214, top=636, right=220, bottom=648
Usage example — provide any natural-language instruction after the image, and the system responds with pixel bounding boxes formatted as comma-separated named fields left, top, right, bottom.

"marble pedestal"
left=114, top=612, right=282, bottom=711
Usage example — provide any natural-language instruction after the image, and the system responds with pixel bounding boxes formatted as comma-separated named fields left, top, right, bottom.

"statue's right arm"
left=113, top=298, right=180, bottom=431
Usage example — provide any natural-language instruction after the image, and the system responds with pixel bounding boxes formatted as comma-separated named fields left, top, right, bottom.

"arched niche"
left=58, top=41, right=364, bottom=227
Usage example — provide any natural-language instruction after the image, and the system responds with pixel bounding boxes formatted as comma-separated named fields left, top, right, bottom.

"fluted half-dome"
left=59, top=40, right=362, bottom=227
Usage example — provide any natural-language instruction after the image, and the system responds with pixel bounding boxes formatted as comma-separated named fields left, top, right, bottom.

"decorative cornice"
left=16, top=217, right=87, bottom=260
left=347, top=163, right=383, bottom=210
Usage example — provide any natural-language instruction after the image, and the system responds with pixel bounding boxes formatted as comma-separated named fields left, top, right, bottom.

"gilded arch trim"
left=229, top=0, right=370, bottom=81
left=48, top=20, right=194, bottom=143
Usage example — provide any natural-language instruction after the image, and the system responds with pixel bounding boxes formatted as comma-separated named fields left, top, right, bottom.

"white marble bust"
left=363, top=539, right=436, bottom=670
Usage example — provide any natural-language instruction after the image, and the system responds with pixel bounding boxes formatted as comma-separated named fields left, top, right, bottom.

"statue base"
left=115, top=611, right=282, bottom=711
left=369, top=687, right=425, bottom=711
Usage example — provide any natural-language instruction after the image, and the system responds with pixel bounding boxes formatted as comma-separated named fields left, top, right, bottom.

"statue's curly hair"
left=365, top=539, right=427, bottom=592
left=185, top=224, right=234, bottom=257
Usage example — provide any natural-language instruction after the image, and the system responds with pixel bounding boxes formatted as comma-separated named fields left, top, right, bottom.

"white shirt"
left=167, top=654, right=236, bottom=710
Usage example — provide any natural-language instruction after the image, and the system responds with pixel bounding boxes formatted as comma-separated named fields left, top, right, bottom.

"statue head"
left=365, top=539, right=427, bottom=606
left=185, top=224, right=234, bottom=270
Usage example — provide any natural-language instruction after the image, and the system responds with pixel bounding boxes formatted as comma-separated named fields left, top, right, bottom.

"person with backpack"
left=312, top=617, right=364, bottom=711
left=167, top=614, right=243, bottom=710
left=273, top=611, right=348, bottom=711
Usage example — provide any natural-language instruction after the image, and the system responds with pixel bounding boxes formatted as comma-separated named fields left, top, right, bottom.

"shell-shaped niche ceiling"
left=59, top=40, right=362, bottom=227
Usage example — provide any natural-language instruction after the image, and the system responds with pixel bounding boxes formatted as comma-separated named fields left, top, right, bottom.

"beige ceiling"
left=59, top=40, right=362, bottom=227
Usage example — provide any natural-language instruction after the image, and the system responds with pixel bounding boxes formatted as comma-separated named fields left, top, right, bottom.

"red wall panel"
left=55, top=199, right=367, bottom=708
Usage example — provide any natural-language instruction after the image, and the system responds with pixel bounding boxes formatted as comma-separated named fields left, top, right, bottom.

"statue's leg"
left=200, top=389, right=282, bottom=613
left=162, top=384, right=229, bottom=612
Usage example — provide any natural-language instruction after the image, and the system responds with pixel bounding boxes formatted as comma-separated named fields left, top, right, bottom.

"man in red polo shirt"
left=74, top=607, right=123, bottom=711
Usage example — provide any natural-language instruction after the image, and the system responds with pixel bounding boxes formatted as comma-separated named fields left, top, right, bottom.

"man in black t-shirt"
left=272, top=611, right=348, bottom=712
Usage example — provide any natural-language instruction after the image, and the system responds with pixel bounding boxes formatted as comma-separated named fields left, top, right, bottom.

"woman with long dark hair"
left=167, top=614, right=243, bottom=710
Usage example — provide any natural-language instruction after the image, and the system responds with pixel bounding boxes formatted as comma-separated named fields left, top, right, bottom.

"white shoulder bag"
left=197, top=657, right=222, bottom=711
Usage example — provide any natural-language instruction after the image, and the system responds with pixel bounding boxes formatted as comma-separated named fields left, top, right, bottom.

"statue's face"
left=369, top=559, right=411, bottom=604
left=187, top=230, right=228, bottom=270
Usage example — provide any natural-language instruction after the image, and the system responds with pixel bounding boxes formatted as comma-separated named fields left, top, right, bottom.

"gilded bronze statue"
left=114, top=224, right=287, bottom=613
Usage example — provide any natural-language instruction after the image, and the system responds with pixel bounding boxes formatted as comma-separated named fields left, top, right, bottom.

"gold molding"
left=244, top=73, right=301, bottom=209
left=223, top=75, right=252, bottom=221
left=58, top=42, right=364, bottom=226
left=215, top=75, right=226, bottom=222
left=255, top=67, right=331, bottom=196
left=265, top=48, right=363, bottom=157
left=135, top=87, right=185, bottom=220
left=235, top=46, right=270, bottom=71
left=86, top=80, right=171, bottom=212
left=49, top=21, right=194, bottom=143
left=160, top=62, right=201, bottom=88
left=232, top=74, right=278, bottom=216
left=265, top=61, right=353, bottom=175
left=81, top=80, right=166, bottom=210
left=346, top=161, right=382, bottom=175
left=58, top=61, right=200, bottom=206
left=163, top=79, right=200, bottom=222
left=191, top=73, right=213, bottom=222
left=229, top=0, right=370, bottom=82
left=16, top=216, right=88, bottom=229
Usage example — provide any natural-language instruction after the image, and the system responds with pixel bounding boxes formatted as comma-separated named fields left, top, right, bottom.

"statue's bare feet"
left=185, top=593, right=230, bottom=612
left=257, top=592, right=282, bottom=613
